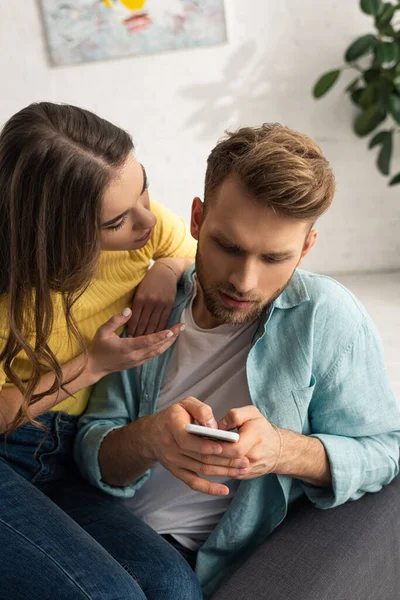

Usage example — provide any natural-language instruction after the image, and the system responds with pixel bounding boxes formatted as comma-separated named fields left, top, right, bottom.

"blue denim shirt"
left=75, top=267, right=400, bottom=598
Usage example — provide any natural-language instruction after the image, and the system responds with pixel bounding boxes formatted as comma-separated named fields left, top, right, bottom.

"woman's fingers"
left=97, top=307, right=133, bottom=338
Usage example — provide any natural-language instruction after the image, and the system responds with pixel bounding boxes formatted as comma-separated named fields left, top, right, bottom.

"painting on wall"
left=40, top=0, right=227, bottom=66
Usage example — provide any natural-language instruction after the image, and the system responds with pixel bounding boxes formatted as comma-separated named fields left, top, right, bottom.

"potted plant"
left=313, top=0, right=400, bottom=184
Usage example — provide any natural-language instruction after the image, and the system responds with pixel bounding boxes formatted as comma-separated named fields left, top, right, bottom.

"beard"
left=195, top=246, right=294, bottom=325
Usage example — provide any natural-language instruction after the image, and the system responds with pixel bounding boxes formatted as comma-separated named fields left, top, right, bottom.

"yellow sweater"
left=0, top=201, right=196, bottom=415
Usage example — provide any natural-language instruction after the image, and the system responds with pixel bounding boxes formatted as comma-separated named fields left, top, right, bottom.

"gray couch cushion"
left=212, top=476, right=400, bottom=600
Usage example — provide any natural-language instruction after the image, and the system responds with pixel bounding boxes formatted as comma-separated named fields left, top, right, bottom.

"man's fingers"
left=218, top=406, right=262, bottom=430
left=179, top=455, right=249, bottom=478
left=170, top=467, right=230, bottom=497
left=182, top=450, right=249, bottom=470
left=179, top=397, right=218, bottom=429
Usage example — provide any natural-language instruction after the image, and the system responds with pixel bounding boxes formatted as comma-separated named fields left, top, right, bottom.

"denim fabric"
left=0, top=411, right=78, bottom=492
left=75, top=266, right=400, bottom=598
left=161, top=535, right=198, bottom=570
left=0, top=414, right=203, bottom=600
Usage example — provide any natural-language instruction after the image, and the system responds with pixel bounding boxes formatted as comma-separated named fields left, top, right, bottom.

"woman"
left=0, top=103, right=202, bottom=599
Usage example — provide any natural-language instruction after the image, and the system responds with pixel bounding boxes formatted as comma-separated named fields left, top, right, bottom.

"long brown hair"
left=0, top=102, right=133, bottom=431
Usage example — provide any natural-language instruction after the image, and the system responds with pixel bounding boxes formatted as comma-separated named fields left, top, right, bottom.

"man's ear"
left=190, top=197, right=204, bottom=241
left=298, top=229, right=318, bottom=266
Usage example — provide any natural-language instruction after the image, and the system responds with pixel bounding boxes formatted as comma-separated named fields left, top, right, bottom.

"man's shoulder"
left=286, top=270, right=377, bottom=351
left=296, top=270, right=368, bottom=322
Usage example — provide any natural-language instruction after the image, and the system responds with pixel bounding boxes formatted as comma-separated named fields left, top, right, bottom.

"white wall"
left=1, top=0, right=399, bottom=274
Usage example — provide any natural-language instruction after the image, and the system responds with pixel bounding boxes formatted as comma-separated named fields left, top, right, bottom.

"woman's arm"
left=126, top=256, right=194, bottom=337
left=0, top=310, right=183, bottom=433
left=127, top=200, right=196, bottom=337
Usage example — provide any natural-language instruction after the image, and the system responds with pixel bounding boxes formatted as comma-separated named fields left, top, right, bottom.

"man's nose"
left=228, top=261, right=258, bottom=295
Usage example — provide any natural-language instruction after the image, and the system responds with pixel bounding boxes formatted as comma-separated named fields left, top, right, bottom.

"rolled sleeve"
left=304, top=432, right=400, bottom=509
left=303, top=319, right=400, bottom=508
left=74, top=366, right=150, bottom=497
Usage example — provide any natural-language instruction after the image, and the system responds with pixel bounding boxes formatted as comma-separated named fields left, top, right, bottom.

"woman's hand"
left=127, top=258, right=192, bottom=337
left=88, top=308, right=184, bottom=379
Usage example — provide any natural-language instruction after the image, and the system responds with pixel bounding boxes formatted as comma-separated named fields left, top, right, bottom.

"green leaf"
left=345, top=34, right=377, bottom=62
left=377, top=77, right=390, bottom=114
left=389, top=93, right=400, bottom=123
left=393, top=75, right=400, bottom=93
left=376, top=41, right=399, bottom=67
left=389, top=172, right=400, bottom=185
left=377, top=130, right=393, bottom=174
left=364, top=69, right=380, bottom=84
left=351, top=88, right=365, bottom=106
left=360, top=0, right=383, bottom=15
left=358, top=84, right=378, bottom=108
left=354, top=105, right=385, bottom=136
left=376, top=2, right=396, bottom=27
left=369, top=129, right=392, bottom=147
left=345, top=77, right=361, bottom=93
left=313, top=70, right=341, bottom=98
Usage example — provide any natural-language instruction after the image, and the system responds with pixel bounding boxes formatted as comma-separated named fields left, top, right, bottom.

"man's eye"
left=262, top=256, right=285, bottom=264
left=218, top=241, right=240, bottom=253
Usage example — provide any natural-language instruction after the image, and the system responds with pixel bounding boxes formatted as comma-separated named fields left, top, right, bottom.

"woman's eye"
left=107, top=216, right=127, bottom=232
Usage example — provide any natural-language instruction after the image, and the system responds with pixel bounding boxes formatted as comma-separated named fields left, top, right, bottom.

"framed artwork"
left=40, top=0, right=227, bottom=66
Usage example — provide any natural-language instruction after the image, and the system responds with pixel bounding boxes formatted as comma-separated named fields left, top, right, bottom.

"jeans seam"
left=118, top=559, right=140, bottom=583
left=0, top=517, right=92, bottom=599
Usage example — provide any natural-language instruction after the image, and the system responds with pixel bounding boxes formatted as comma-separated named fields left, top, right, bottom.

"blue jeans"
left=0, top=412, right=202, bottom=600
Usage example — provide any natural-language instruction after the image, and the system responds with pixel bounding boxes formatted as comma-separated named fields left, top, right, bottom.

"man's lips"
left=218, top=291, right=255, bottom=309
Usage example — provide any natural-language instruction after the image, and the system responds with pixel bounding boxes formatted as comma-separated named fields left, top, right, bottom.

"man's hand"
left=217, top=406, right=332, bottom=487
left=142, top=397, right=250, bottom=496
left=217, top=406, right=281, bottom=479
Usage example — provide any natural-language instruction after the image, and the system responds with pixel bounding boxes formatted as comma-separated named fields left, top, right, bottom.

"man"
left=75, top=124, right=400, bottom=598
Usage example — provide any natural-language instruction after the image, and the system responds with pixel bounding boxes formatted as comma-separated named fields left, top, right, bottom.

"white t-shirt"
left=127, top=288, right=258, bottom=550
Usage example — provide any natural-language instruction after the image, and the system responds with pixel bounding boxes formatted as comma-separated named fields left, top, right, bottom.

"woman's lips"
left=135, top=228, right=152, bottom=242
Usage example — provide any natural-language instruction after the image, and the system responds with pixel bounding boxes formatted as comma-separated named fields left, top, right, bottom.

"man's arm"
left=76, top=371, right=251, bottom=498
left=218, top=407, right=332, bottom=488
left=218, top=318, right=400, bottom=504
left=278, top=429, right=331, bottom=487
left=98, top=415, right=157, bottom=487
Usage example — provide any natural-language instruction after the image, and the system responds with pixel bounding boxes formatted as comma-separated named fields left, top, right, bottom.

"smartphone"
left=185, top=424, right=239, bottom=443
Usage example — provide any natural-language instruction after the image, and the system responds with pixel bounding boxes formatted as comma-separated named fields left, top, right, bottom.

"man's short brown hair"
left=204, top=124, right=335, bottom=221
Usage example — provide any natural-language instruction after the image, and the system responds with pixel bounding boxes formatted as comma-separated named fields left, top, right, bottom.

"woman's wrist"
left=153, top=259, right=180, bottom=281
left=84, top=351, right=107, bottom=385
left=154, top=257, right=194, bottom=281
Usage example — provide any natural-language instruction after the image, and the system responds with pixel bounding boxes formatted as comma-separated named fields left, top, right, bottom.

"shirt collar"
left=273, top=269, right=310, bottom=309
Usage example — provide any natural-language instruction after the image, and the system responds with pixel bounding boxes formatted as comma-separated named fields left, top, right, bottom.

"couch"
left=212, top=475, right=400, bottom=600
